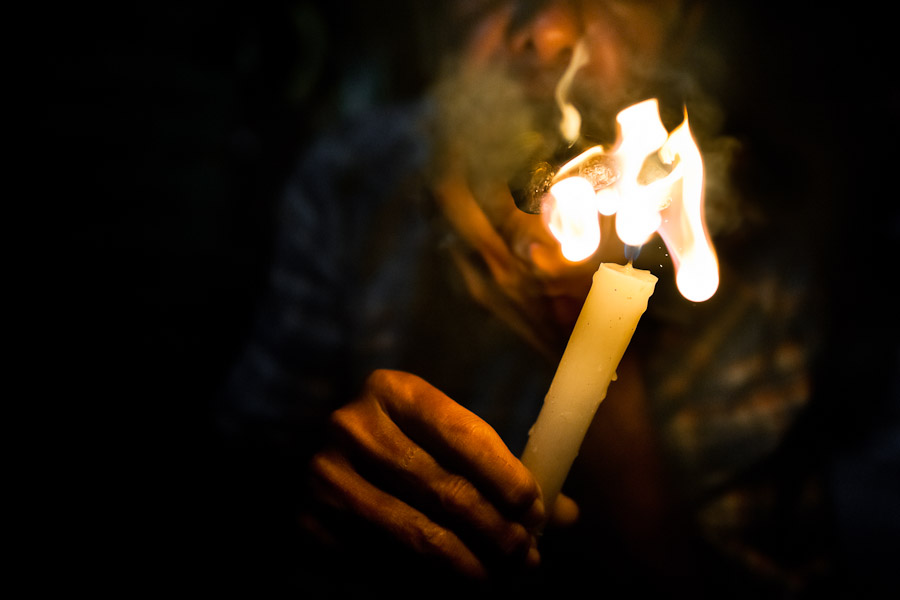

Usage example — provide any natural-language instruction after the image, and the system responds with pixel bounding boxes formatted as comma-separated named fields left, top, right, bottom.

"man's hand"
left=304, top=369, right=557, bottom=578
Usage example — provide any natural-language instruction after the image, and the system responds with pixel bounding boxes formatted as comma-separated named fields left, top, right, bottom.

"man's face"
left=463, top=0, right=686, bottom=127
left=433, top=0, right=692, bottom=341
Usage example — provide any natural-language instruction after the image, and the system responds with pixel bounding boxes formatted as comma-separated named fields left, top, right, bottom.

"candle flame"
left=545, top=177, right=601, bottom=262
left=544, top=99, right=719, bottom=301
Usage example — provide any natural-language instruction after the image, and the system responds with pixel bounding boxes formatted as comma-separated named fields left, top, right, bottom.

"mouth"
left=509, top=141, right=590, bottom=214
left=507, top=94, right=620, bottom=215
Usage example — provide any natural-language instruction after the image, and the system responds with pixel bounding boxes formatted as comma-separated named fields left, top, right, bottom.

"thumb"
left=549, top=492, right=579, bottom=528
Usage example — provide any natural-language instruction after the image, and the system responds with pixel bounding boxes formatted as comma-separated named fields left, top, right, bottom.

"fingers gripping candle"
left=520, top=263, right=656, bottom=512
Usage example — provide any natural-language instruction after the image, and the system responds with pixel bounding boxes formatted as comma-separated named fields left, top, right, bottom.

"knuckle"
left=308, top=450, right=338, bottom=485
left=445, top=412, right=486, bottom=436
left=505, top=470, right=540, bottom=509
left=328, top=404, right=350, bottom=429
left=365, top=368, right=391, bottom=389
left=366, top=368, right=409, bottom=394
left=365, top=369, right=414, bottom=411
left=499, top=523, right=531, bottom=557
left=307, top=452, right=345, bottom=505
left=411, top=520, right=453, bottom=556
left=398, top=444, right=421, bottom=471
left=438, top=475, right=479, bottom=514
left=327, top=404, right=364, bottom=440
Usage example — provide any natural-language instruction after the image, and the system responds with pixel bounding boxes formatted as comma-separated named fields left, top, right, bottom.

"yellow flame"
left=545, top=177, right=601, bottom=262
left=543, top=99, right=719, bottom=301
left=657, top=113, right=719, bottom=302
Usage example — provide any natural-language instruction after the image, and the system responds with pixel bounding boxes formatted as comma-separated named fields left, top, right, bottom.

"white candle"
left=521, top=262, right=657, bottom=512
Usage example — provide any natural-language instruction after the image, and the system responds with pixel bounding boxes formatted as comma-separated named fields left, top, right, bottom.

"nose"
left=509, top=1, right=581, bottom=68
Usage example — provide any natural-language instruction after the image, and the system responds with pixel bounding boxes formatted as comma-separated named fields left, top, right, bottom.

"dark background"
left=40, top=1, right=897, bottom=595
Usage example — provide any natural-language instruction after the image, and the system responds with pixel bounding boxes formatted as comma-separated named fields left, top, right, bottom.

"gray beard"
left=428, top=60, right=629, bottom=218
left=428, top=61, right=623, bottom=184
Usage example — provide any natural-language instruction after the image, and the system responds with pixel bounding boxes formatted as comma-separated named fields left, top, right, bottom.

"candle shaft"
left=521, top=263, right=657, bottom=512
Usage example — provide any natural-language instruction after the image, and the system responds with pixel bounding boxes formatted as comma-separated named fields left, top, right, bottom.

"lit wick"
left=624, top=244, right=642, bottom=264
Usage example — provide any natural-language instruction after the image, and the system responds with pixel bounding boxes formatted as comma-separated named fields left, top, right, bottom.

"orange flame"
left=544, top=99, right=719, bottom=302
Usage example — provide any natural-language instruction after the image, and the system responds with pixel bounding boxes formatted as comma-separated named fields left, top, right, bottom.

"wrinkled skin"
left=307, top=370, right=579, bottom=577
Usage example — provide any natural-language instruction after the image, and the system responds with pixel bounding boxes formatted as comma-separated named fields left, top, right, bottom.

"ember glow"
left=544, top=99, right=720, bottom=302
